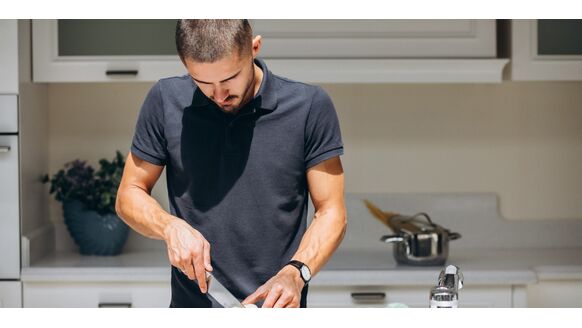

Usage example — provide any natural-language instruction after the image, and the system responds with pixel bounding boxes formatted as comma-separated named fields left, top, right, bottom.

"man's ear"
left=251, top=35, right=262, bottom=58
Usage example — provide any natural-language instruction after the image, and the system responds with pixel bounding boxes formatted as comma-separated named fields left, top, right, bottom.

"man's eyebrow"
left=191, top=69, right=242, bottom=84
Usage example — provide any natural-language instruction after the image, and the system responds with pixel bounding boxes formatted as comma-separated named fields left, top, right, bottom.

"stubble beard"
left=222, top=61, right=256, bottom=115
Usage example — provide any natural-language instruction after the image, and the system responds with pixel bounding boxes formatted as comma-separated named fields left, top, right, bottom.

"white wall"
left=44, top=80, right=582, bottom=250
left=18, top=20, right=51, bottom=261
left=324, top=82, right=582, bottom=221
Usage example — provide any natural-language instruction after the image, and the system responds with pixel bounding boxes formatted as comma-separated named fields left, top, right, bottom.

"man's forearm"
left=289, top=205, right=347, bottom=277
left=115, top=185, right=175, bottom=240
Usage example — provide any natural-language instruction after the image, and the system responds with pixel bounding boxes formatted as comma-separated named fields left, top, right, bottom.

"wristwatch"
left=286, top=260, right=312, bottom=286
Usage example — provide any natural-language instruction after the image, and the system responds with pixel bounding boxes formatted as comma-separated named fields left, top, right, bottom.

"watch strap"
left=286, top=260, right=310, bottom=285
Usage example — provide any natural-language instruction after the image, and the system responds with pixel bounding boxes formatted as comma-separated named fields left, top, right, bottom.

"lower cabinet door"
left=0, top=281, right=22, bottom=308
left=23, top=282, right=171, bottom=308
left=306, top=285, right=514, bottom=308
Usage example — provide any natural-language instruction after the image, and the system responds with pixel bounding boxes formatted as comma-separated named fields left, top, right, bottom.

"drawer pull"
left=0, top=146, right=11, bottom=153
left=98, top=302, right=132, bottom=308
left=351, top=292, right=386, bottom=301
left=106, top=70, right=138, bottom=76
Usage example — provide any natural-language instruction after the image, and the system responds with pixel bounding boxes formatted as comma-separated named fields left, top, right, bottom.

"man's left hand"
left=242, top=265, right=304, bottom=308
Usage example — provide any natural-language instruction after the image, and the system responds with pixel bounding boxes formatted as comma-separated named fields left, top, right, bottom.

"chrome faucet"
left=429, top=265, right=463, bottom=308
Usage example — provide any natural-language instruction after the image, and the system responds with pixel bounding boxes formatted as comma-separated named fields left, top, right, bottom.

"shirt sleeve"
left=304, top=86, right=344, bottom=169
left=130, top=81, right=168, bottom=166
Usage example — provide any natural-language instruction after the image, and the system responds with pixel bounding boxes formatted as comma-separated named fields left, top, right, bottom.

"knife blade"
left=205, top=272, right=245, bottom=308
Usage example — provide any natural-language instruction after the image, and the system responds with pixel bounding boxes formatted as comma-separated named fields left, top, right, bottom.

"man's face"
left=184, top=51, right=256, bottom=114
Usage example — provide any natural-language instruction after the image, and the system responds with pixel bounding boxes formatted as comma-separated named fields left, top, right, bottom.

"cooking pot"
left=380, top=212, right=461, bottom=266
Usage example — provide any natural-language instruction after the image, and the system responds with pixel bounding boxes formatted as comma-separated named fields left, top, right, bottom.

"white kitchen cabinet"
left=23, top=281, right=171, bottom=308
left=527, top=281, right=582, bottom=308
left=511, top=20, right=582, bottom=80
left=32, top=19, right=506, bottom=83
left=252, top=20, right=496, bottom=58
left=526, top=267, right=582, bottom=307
left=307, top=284, right=522, bottom=308
left=0, top=135, right=21, bottom=280
left=0, top=282, right=22, bottom=307
left=0, top=20, right=19, bottom=93
left=0, top=95, right=18, bottom=133
left=32, top=20, right=185, bottom=83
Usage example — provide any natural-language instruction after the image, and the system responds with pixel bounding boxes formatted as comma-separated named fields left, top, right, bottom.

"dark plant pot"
left=62, top=200, right=129, bottom=256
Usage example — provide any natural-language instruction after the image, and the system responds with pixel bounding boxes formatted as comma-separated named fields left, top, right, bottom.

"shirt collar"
left=190, top=57, right=278, bottom=111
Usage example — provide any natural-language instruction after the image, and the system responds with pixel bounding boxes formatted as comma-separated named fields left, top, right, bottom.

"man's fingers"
left=182, top=255, right=196, bottom=281
left=193, top=255, right=207, bottom=293
left=242, top=288, right=265, bottom=305
left=273, top=293, right=295, bottom=308
left=203, top=241, right=213, bottom=272
left=261, top=286, right=283, bottom=308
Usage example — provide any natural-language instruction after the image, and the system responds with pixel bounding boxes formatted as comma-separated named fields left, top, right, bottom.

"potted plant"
left=42, top=151, right=129, bottom=256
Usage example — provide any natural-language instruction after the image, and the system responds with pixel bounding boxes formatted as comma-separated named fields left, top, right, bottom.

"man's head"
left=175, top=19, right=262, bottom=113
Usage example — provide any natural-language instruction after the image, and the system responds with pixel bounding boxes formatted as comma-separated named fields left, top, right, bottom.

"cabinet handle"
left=0, top=146, right=11, bottom=153
left=98, top=302, right=132, bottom=308
left=351, top=292, right=386, bottom=301
left=105, top=70, right=138, bottom=76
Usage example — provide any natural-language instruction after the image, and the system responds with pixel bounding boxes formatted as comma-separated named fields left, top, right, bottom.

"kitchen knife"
left=205, top=272, right=245, bottom=308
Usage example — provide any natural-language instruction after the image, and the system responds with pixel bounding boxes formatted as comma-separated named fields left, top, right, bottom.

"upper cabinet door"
left=252, top=20, right=496, bottom=58
left=56, top=20, right=177, bottom=57
left=511, top=19, right=582, bottom=81
left=32, top=19, right=501, bottom=83
left=33, top=19, right=185, bottom=83
left=0, top=20, right=18, bottom=93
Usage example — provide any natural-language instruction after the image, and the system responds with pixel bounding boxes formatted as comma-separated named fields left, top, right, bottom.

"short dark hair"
left=175, top=19, right=253, bottom=63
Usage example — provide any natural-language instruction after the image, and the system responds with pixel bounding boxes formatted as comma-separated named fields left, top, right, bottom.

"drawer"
left=0, top=95, right=18, bottom=133
left=0, top=281, right=22, bottom=307
left=23, top=282, right=171, bottom=308
left=307, top=285, right=515, bottom=308
left=307, top=285, right=429, bottom=308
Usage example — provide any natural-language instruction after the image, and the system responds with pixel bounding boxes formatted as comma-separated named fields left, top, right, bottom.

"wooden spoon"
left=363, top=199, right=399, bottom=232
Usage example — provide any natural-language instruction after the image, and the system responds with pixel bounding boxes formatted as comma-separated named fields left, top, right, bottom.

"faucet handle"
left=443, top=265, right=463, bottom=289
left=430, top=265, right=463, bottom=308
left=438, top=265, right=463, bottom=290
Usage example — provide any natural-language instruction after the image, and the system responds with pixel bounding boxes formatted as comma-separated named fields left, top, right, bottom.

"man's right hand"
left=163, top=218, right=213, bottom=293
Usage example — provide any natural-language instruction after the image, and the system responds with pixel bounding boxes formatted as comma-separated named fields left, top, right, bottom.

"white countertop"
left=21, top=247, right=582, bottom=286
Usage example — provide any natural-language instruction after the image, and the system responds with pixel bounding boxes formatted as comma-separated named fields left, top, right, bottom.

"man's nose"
left=214, top=87, right=229, bottom=103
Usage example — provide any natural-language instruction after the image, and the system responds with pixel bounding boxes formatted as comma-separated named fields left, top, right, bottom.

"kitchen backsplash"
left=51, top=192, right=582, bottom=252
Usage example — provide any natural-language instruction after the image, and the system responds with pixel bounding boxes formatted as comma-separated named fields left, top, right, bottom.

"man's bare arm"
left=115, top=152, right=212, bottom=292
left=115, top=152, right=170, bottom=239
left=290, top=155, right=347, bottom=277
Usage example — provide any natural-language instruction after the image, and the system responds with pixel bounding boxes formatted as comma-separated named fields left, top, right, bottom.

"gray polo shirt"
left=130, top=58, right=343, bottom=307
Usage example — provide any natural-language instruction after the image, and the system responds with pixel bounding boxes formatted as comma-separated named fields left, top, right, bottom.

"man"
left=115, top=19, right=346, bottom=308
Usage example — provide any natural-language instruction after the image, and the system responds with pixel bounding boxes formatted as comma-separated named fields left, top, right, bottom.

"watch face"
left=300, top=265, right=311, bottom=281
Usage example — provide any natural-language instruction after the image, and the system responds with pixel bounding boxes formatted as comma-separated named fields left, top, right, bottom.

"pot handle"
left=448, top=232, right=462, bottom=240
left=410, top=212, right=434, bottom=225
left=380, top=235, right=406, bottom=243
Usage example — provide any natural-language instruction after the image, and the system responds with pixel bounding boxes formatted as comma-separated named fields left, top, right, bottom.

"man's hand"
left=242, top=265, right=304, bottom=308
left=163, top=218, right=213, bottom=293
